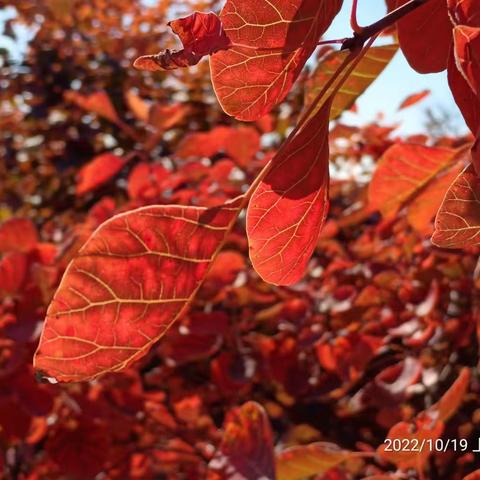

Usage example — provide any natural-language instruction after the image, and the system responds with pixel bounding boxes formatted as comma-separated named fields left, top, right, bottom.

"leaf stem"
left=342, top=0, right=430, bottom=51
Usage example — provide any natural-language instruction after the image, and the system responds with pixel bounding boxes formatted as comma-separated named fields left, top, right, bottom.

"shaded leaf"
left=276, top=442, right=353, bottom=480
left=134, top=12, right=230, bottom=71
left=432, top=367, right=470, bottom=421
left=368, top=143, right=459, bottom=218
left=210, top=0, right=343, bottom=121
left=34, top=198, right=242, bottom=382
left=246, top=101, right=331, bottom=285
left=448, top=0, right=480, bottom=27
left=387, top=0, right=452, bottom=73
left=208, top=401, right=275, bottom=480
left=306, top=45, right=398, bottom=120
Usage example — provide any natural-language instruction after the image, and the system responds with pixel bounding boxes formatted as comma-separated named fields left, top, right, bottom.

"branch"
left=342, top=0, right=431, bottom=51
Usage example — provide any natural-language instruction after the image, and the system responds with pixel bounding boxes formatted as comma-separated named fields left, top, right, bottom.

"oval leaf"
left=246, top=101, right=331, bottom=285
left=387, top=0, right=452, bottom=73
left=210, top=0, right=343, bottom=121
left=34, top=199, right=241, bottom=382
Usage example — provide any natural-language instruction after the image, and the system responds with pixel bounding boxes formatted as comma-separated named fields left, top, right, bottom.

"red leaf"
left=127, top=162, right=169, bottom=201
left=453, top=25, right=480, bottom=96
left=431, top=367, right=470, bottom=421
left=76, top=153, right=126, bottom=196
left=368, top=143, right=459, bottom=218
left=432, top=164, right=480, bottom=248
left=208, top=401, right=275, bottom=480
left=0, top=252, right=27, bottom=296
left=34, top=198, right=242, bottom=382
left=246, top=101, right=331, bottom=285
left=134, top=12, right=230, bottom=71
left=448, top=0, right=480, bottom=27
left=388, top=0, right=452, bottom=73
left=65, top=90, right=120, bottom=124
left=0, top=218, right=38, bottom=253
left=398, top=89, right=430, bottom=110
left=210, top=0, right=343, bottom=120
left=176, top=125, right=260, bottom=167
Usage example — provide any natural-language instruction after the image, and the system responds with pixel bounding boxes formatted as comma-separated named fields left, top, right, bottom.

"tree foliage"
left=1, top=0, right=480, bottom=478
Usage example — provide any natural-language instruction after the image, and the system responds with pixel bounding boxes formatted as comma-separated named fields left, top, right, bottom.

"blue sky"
left=325, top=0, right=466, bottom=136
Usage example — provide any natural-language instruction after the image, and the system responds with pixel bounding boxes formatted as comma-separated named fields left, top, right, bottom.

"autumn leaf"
left=387, top=0, right=452, bottom=73
left=448, top=0, right=480, bottom=27
left=306, top=45, right=398, bottom=120
left=0, top=218, right=38, bottom=253
left=64, top=90, right=120, bottom=124
left=406, top=162, right=463, bottom=235
left=398, top=89, right=430, bottom=110
left=210, top=0, right=343, bottom=121
left=208, top=401, right=275, bottom=479
left=432, top=164, right=480, bottom=248
left=378, top=369, right=470, bottom=472
left=246, top=100, right=331, bottom=286
left=453, top=25, right=480, bottom=96
left=34, top=198, right=242, bottom=382
left=76, top=153, right=126, bottom=196
left=368, top=143, right=459, bottom=219
left=134, top=12, right=230, bottom=71
left=276, top=442, right=353, bottom=480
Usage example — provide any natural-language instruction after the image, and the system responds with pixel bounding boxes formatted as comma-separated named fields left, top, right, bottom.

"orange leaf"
left=276, top=442, right=353, bottom=480
left=34, top=198, right=242, bottom=382
left=246, top=101, right=331, bottom=285
left=432, top=164, right=480, bottom=248
left=368, top=143, right=459, bottom=219
left=65, top=90, right=120, bottom=124
left=208, top=401, right=275, bottom=479
left=76, top=153, right=126, bottom=196
left=306, top=45, right=398, bottom=120
left=398, top=89, right=431, bottom=110
left=430, top=367, right=470, bottom=422
left=210, top=0, right=343, bottom=120
left=125, top=90, right=150, bottom=122
left=406, top=162, right=463, bottom=235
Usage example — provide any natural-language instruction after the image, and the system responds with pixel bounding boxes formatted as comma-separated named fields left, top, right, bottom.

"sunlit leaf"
left=210, top=0, right=343, bottom=120
left=276, top=442, right=353, bottom=480
left=369, top=143, right=459, bottom=218
left=34, top=198, right=242, bottom=382
left=432, top=164, right=480, bottom=248
left=398, top=89, right=430, bottom=110
left=246, top=101, right=331, bottom=285
left=453, top=25, right=480, bottom=96
left=306, top=45, right=398, bottom=120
